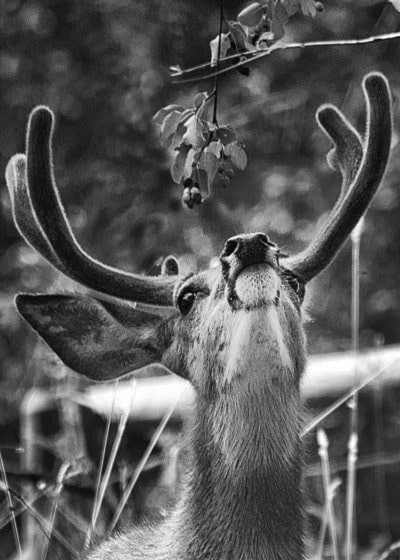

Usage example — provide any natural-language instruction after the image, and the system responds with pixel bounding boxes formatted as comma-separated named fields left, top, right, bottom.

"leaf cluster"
left=228, top=0, right=324, bottom=55
left=155, top=0, right=325, bottom=208
left=153, top=94, right=247, bottom=207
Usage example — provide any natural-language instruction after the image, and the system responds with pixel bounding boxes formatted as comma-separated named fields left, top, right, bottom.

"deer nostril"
left=223, top=238, right=240, bottom=258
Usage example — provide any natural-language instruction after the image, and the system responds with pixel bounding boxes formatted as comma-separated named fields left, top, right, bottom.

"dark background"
left=1, top=0, right=400, bottom=557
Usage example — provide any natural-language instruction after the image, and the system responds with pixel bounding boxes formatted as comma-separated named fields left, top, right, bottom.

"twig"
left=0, top=484, right=53, bottom=530
left=306, top=450, right=400, bottom=478
left=0, top=450, right=23, bottom=559
left=212, top=0, right=224, bottom=126
left=1, top=483, right=77, bottom=556
left=172, top=32, right=400, bottom=83
left=301, top=356, right=400, bottom=437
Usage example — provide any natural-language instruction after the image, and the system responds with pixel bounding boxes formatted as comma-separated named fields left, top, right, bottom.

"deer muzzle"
left=220, top=233, right=280, bottom=310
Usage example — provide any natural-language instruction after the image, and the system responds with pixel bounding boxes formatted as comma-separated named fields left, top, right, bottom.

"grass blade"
left=301, top=356, right=400, bottom=437
left=85, top=379, right=119, bottom=548
left=88, top=380, right=136, bottom=543
left=317, top=428, right=339, bottom=560
left=41, top=462, right=70, bottom=560
left=0, top=450, right=23, bottom=559
left=345, top=217, right=364, bottom=560
left=109, top=387, right=184, bottom=533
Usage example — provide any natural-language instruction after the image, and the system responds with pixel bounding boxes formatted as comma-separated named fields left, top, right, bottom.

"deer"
left=5, top=72, right=392, bottom=559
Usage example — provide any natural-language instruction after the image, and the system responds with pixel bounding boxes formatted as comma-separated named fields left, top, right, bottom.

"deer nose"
left=220, top=233, right=275, bottom=268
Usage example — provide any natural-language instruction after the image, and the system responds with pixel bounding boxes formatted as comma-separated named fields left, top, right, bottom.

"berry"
left=315, top=1, right=323, bottom=12
left=191, top=186, right=202, bottom=204
left=226, top=169, right=234, bottom=179
left=182, top=188, right=191, bottom=203
left=183, top=196, right=195, bottom=209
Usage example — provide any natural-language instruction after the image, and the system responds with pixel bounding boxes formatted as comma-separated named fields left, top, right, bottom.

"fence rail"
left=22, top=344, right=400, bottom=423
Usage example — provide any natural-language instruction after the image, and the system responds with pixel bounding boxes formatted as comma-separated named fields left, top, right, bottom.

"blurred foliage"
left=1, top=0, right=400, bottom=407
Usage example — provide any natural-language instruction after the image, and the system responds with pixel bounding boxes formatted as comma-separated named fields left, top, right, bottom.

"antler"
left=283, top=72, right=392, bottom=282
left=6, top=107, right=177, bottom=306
left=6, top=153, right=67, bottom=272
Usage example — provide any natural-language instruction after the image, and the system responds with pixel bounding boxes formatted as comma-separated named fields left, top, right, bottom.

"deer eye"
left=177, top=291, right=197, bottom=315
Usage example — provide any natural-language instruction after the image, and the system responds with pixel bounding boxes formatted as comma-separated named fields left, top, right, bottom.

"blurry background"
left=1, top=0, right=400, bottom=558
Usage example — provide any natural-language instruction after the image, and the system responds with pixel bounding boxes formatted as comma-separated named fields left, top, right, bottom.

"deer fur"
left=5, top=72, right=392, bottom=559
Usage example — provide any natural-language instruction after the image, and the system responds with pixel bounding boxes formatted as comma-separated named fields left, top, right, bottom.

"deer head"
left=5, top=72, right=391, bottom=393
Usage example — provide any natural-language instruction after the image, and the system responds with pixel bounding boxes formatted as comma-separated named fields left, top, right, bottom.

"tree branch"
left=172, top=31, right=400, bottom=83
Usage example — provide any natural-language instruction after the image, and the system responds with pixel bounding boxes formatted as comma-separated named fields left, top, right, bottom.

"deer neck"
left=175, top=308, right=306, bottom=559
left=174, top=388, right=304, bottom=559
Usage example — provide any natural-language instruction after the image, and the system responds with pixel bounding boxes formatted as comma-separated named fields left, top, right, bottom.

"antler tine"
left=317, top=103, right=363, bottom=208
left=6, top=154, right=67, bottom=272
left=25, top=106, right=177, bottom=306
left=284, top=72, right=392, bottom=282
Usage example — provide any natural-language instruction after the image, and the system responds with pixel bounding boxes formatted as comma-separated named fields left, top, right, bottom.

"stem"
left=212, top=0, right=224, bottom=125
left=317, top=429, right=339, bottom=560
left=41, top=462, right=70, bottom=560
left=372, top=338, right=390, bottom=537
left=345, top=218, right=364, bottom=560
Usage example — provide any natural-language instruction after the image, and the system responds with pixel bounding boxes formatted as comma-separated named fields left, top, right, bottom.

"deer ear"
left=16, top=293, right=176, bottom=381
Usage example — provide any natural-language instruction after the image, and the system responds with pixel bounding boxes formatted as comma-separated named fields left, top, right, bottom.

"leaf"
left=160, top=110, right=183, bottom=144
left=237, top=2, right=264, bottom=27
left=204, top=141, right=223, bottom=159
left=197, top=168, right=209, bottom=194
left=170, top=122, right=186, bottom=151
left=193, top=92, right=208, bottom=109
left=171, top=145, right=190, bottom=184
left=153, top=104, right=185, bottom=125
left=216, top=127, right=237, bottom=146
left=182, top=114, right=205, bottom=149
left=271, top=2, right=289, bottom=41
left=209, top=33, right=231, bottom=67
left=229, top=22, right=253, bottom=52
left=281, top=0, right=301, bottom=17
left=224, top=142, right=248, bottom=170
left=389, top=0, right=400, bottom=11
left=170, top=110, right=195, bottom=150
left=199, top=142, right=222, bottom=188
left=300, top=0, right=317, bottom=17
left=256, top=31, right=274, bottom=47
left=183, top=148, right=198, bottom=181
